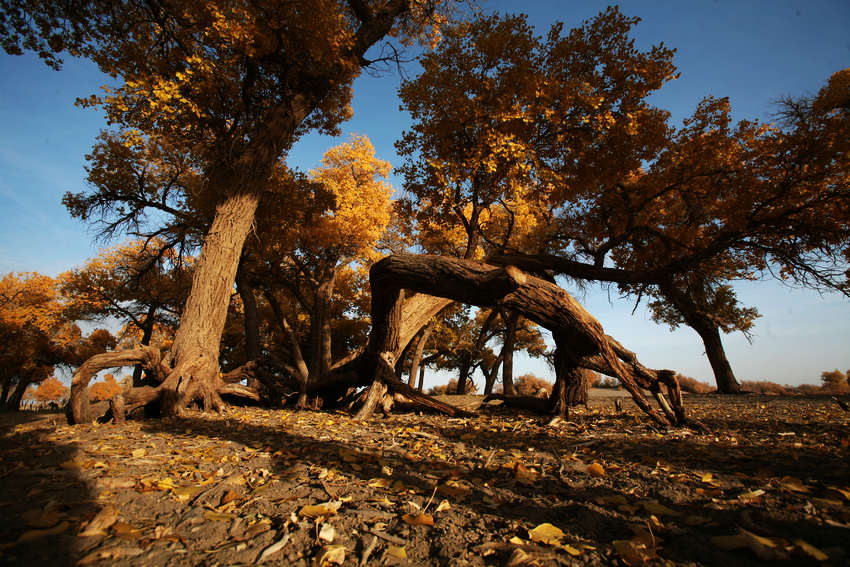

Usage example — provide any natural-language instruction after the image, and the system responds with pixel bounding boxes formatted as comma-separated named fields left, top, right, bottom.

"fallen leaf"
left=528, top=523, right=565, bottom=545
left=131, top=448, right=146, bottom=458
left=319, top=545, right=345, bottom=566
left=793, top=539, right=829, bottom=561
left=612, top=540, right=651, bottom=566
left=18, top=520, right=71, bottom=542
left=435, top=500, right=451, bottom=513
left=587, top=462, right=605, bottom=478
left=402, top=513, right=434, bottom=526
left=738, top=489, right=765, bottom=502
left=740, top=528, right=787, bottom=561
left=299, top=501, right=342, bottom=518
left=386, top=545, right=407, bottom=559
left=824, top=486, right=850, bottom=502
left=203, top=511, right=236, bottom=522
left=561, top=543, right=582, bottom=556
left=638, top=500, right=680, bottom=517
left=23, top=509, right=65, bottom=529
left=172, top=485, right=204, bottom=502
left=318, top=523, right=336, bottom=542
left=80, top=506, right=119, bottom=536
left=221, top=489, right=240, bottom=506
left=514, top=463, right=539, bottom=485
left=778, top=476, right=809, bottom=493
left=258, top=534, right=290, bottom=563
left=509, top=536, right=526, bottom=545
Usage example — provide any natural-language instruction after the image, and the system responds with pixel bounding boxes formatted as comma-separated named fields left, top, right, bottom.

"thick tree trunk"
left=502, top=311, right=519, bottom=396
left=455, top=355, right=473, bottom=394
left=160, top=191, right=261, bottom=416
left=548, top=333, right=589, bottom=418
left=7, top=378, right=30, bottom=411
left=363, top=254, right=682, bottom=425
left=691, top=320, right=741, bottom=394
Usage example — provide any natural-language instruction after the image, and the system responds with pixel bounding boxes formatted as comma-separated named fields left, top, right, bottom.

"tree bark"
left=691, top=319, right=741, bottom=394
left=483, top=352, right=503, bottom=395
left=501, top=311, right=519, bottom=396
left=6, top=377, right=30, bottom=411
left=160, top=191, right=261, bottom=416
left=407, top=321, right=434, bottom=387
left=658, top=280, right=742, bottom=394
left=363, top=254, right=682, bottom=426
left=548, top=333, right=588, bottom=418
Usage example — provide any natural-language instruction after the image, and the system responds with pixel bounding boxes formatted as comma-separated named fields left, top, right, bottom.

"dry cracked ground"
left=1, top=393, right=849, bottom=567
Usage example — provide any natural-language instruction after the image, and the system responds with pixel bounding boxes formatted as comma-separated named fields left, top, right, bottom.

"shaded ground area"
left=1, top=394, right=848, bottom=566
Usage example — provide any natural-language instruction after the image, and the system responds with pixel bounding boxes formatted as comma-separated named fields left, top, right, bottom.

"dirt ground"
left=1, top=393, right=848, bottom=566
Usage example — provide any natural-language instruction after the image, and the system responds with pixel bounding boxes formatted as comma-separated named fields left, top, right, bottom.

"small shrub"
left=676, top=374, right=714, bottom=394
left=428, top=378, right=476, bottom=396
left=515, top=374, right=553, bottom=397
left=740, top=380, right=791, bottom=395
left=595, top=376, right=620, bottom=389
left=90, top=373, right=123, bottom=401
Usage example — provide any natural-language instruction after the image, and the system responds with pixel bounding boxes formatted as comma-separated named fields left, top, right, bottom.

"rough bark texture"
left=362, top=254, right=688, bottom=426
left=160, top=191, right=261, bottom=416
left=66, top=193, right=265, bottom=424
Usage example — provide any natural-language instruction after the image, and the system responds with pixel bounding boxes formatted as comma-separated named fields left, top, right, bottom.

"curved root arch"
left=363, top=254, right=692, bottom=427
left=67, top=346, right=262, bottom=425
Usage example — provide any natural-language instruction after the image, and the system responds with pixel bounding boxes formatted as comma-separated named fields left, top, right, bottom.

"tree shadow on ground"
left=0, top=411, right=99, bottom=567
left=139, top=413, right=634, bottom=564
left=137, top=406, right=848, bottom=566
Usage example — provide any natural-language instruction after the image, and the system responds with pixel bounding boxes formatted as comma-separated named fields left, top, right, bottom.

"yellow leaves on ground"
left=318, top=545, right=346, bottom=566
left=386, top=546, right=407, bottom=559
left=527, top=523, right=565, bottom=545
left=613, top=539, right=654, bottom=566
left=586, top=462, right=606, bottom=478
left=298, top=500, right=342, bottom=519
left=525, top=523, right=583, bottom=556
left=79, top=506, right=120, bottom=536
left=402, top=512, right=435, bottom=526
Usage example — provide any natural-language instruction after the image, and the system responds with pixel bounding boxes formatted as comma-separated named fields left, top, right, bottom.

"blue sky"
left=1, top=0, right=848, bottom=388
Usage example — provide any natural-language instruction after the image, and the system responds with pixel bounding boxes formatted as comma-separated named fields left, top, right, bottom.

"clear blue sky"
left=1, top=0, right=848, bottom=388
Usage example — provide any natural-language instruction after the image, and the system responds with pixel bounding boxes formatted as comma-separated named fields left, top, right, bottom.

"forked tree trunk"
left=502, top=311, right=519, bottom=396
left=407, top=322, right=434, bottom=388
left=483, top=352, right=503, bottom=395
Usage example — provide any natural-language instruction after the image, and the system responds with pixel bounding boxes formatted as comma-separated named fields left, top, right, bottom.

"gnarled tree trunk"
left=360, top=254, right=688, bottom=426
